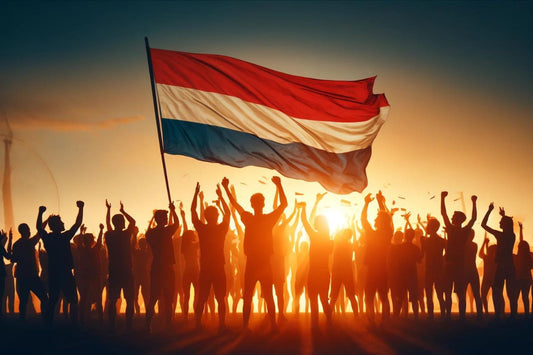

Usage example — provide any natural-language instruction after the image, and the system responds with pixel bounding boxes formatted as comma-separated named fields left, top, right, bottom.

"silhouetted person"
left=191, top=182, right=230, bottom=331
left=479, top=234, right=497, bottom=314
left=145, top=202, right=180, bottom=331
left=133, top=235, right=151, bottom=315
left=11, top=223, right=49, bottom=320
left=481, top=203, right=517, bottom=319
left=330, top=228, right=358, bottom=317
left=0, top=230, right=12, bottom=321
left=38, top=201, right=84, bottom=325
left=362, top=192, right=393, bottom=325
left=222, top=176, right=287, bottom=331
left=398, top=226, right=422, bottom=318
left=293, top=231, right=310, bottom=314
left=463, top=229, right=483, bottom=319
left=78, top=225, right=104, bottom=325
left=421, top=217, right=446, bottom=319
left=272, top=201, right=298, bottom=322
left=440, top=191, right=477, bottom=320
left=389, top=230, right=404, bottom=317
left=299, top=201, right=333, bottom=327
left=105, top=200, right=137, bottom=330
left=180, top=227, right=199, bottom=320
left=514, top=222, right=532, bottom=315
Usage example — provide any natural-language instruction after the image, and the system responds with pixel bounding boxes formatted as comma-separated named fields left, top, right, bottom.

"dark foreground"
left=1, top=313, right=533, bottom=354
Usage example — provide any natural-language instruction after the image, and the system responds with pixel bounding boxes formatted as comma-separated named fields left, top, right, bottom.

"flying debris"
left=429, top=195, right=436, bottom=200
left=340, top=199, right=351, bottom=207
left=398, top=196, right=406, bottom=200
left=295, top=192, right=304, bottom=196
left=453, top=198, right=460, bottom=202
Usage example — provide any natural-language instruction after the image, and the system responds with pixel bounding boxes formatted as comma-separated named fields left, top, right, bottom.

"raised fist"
left=271, top=176, right=281, bottom=185
left=441, top=191, right=448, bottom=198
left=76, top=201, right=85, bottom=208
left=471, top=195, right=477, bottom=202
left=39, top=206, right=47, bottom=213
left=221, top=177, right=230, bottom=189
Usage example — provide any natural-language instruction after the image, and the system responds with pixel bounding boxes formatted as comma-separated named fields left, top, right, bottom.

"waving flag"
left=149, top=48, right=389, bottom=194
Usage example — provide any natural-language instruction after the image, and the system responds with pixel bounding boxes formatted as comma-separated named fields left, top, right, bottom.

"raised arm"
left=361, top=193, right=374, bottom=232
left=404, top=212, right=414, bottom=232
left=180, top=204, right=188, bottom=232
left=199, top=190, right=206, bottom=223
left=417, top=214, right=428, bottom=234
left=481, top=203, right=498, bottom=236
left=37, top=205, right=47, bottom=235
left=464, top=195, right=478, bottom=230
left=271, top=176, right=288, bottom=218
left=440, top=191, right=451, bottom=228
left=105, top=199, right=112, bottom=231
left=168, top=201, right=180, bottom=231
left=96, top=223, right=104, bottom=250
left=299, top=203, right=315, bottom=239
left=146, top=214, right=155, bottom=234
left=310, top=192, right=326, bottom=224
left=216, top=184, right=231, bottom=226
left=67, top=201, right=84, bottom=238
left=120, top=201, right=136, bottom=230
left=519, top=222, right=524, bottom=242
left=222, top=177, right=245, bottom=216
left=191, top=182, right=201, bottom=227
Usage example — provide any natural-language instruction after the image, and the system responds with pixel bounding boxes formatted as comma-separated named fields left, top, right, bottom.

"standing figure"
left=222, top=176, right=287, bottom=331
left=191, top=183, right=230, bottom=331
left=299, top=202, right=333, bottom=327
left=440, top=191, right=477, bottom=320
left=77, top=225, right=104, bottom=325
left=38, top=201, right=84, bottom=325
left=361, top=192, right=393, bottom=325
left=330, top=228, right=358, bottom=317
left=145, top=202, right=180, bottom=331
left=481, top=203, right=517, bottom=319
left=514, top=222, right=532, bottom=315
left=11, top=223, right=49, bottom=320
left=104, top=201, right=137, bottom=330
left=421, top=217, right=446, bottom=319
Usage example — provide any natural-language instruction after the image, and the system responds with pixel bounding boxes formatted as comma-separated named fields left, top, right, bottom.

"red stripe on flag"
left=151, top=48, right=388, bottom=123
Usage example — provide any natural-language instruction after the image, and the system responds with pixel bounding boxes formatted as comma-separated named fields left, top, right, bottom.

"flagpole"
left=145, top=37, right=172, bottom=204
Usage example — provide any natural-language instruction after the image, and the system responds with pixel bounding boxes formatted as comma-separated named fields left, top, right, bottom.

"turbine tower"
left=1, top=117, right=14, bottom=231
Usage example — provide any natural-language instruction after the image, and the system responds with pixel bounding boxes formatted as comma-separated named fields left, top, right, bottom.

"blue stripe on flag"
left=162, top=118, right=372, bottom=193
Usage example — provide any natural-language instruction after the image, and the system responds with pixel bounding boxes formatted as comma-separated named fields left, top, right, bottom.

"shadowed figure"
left=420, top=217, right=446, bottom=319
left=271, top=199, right=298, bottom=323
left=133, top=235, right=151, bottom=315
left=463, top=229, right=483, bottom=319
left=330, top=227, right=358, bottom=318
left=298, top=201, right=333, bottom=327
left=180, top=225, right=199, bottom=321
left=361, top=192, right=393, bottom=325
left=11, top=223, right=49, bottom=320
left=145, top=202, right=180, bottom=331
left=398, top=225, right=422, bottom=319
left=514, top=222, right=532, bottom=315
left=37, top=201, right=84, bottom=325
left=105, top=201, right=137, bottom=330
left=0, top=230, right=13, bottom=321
left=77, top=225, right=104, bottom=325
left=481, top=203, right=517, bottom=319
left=293, top=231, right=309, bottom=315
left=222, top=176, right=287, bottom=331
left=440, top=191, right=477, bottom=320
left=479, top=233, right=497, bottom=314
left=191, top=182, right=230, bottom=331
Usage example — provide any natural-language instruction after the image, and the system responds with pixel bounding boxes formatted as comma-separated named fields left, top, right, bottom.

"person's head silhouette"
left=451, top=211, right=466, bottom=227
left=112, top=214, right=126, bottom=230
left=204, top=205, right=219, bottom=225
left=48, top=215, right=65, bottom=233
left=154, top=209, right=168, bottom=226
left=18, top=223, right=31, bottom=239
left=250, top=193, right=265, bottom=214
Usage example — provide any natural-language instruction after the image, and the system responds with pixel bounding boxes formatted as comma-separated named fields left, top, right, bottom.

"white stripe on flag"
left=156, top=84, right=389, bottom=153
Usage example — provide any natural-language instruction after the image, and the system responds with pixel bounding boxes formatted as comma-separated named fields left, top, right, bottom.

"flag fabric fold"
left=150, top=48, right=389, bottom=194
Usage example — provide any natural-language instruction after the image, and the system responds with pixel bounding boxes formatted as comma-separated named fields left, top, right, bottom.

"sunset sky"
left=1, top=1, right=532, bottom=245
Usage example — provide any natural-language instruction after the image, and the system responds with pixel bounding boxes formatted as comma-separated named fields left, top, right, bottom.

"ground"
left=1, top=313, right=532, bottom=354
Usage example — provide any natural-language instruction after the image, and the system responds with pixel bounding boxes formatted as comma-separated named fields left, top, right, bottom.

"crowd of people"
left=0, top=177, right=531, bottom=332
